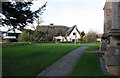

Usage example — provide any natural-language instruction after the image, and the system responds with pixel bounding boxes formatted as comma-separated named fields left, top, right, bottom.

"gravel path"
left=36, top=46, right=88, bottom=77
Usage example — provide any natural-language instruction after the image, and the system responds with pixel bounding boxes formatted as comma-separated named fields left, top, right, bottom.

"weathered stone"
left=106, top=66, right=120, bottom=76
left=103, top=46, right=120, bottom=65
left=104, top=2, right=112, bottom=33
left=109, top=29, right=120, bottom=36
left=102, top=1, right=120, bottom=76
left=100, top=40, right=107, bottom=51
left=112, top=2, right=120, bottom=29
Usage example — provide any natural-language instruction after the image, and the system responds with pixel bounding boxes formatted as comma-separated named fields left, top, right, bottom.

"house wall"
left=53, top=36, right=66, bottom=42
left=67, top=28, right=81, bottom=41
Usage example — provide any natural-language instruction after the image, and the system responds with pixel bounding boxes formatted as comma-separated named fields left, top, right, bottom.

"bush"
left=78, top=37, right=85, bottom=41
left=32, top=30, right=45, bottom=42
left=41, top=34, right=53, bottom=41
left=18, top=29, right=54, bottom=42
left=2, top=42, right=31, bottom=48
left=17, top=31, right=33, bottom=42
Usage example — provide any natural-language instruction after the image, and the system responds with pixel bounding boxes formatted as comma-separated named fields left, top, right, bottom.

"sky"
left=31, top=0, right=106, bottom=34
left=0, top=0, right=106, bottom=33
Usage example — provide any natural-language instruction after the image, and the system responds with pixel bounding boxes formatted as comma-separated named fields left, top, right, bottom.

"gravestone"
left=101, top=1, right=120, bottom=76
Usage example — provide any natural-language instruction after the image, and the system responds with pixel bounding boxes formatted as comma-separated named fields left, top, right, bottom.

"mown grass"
left=85, top=46, right=100, bottom=51
left=78, top=42, right=100, bottom=47
left=70, top=52, right=104, bottom=76
left=2, top=43, right=81, bottom=77
left=70, top=43, right=105, bottom=76
left=2, top=42, right=101, bottom=77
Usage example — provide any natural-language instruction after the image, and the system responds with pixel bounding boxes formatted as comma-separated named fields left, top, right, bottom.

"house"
left=37, top=24, right=81, bottom=42
left=53, top=36, right=66, bottom=42
left=1, top=29, right=22, bottom=42
left=63, top=25, right=81, bottom=42
left=97, top=33, right=103, bottom=42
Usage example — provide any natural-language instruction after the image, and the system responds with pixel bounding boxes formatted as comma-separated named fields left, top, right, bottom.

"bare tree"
left=27, top=17, right=43, bottom=30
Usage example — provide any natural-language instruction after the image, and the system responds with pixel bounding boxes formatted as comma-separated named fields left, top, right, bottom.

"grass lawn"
left=2, top=42, right=101, bottom=77
left=85, top=46, right=100, bottom=51
left=70, top=52, right=104, bottom=76
left=70, top=43, right=105, bottom=76
left=78, top=42, right=100, bottom=47
left=2, top=43, right=81, bottom=77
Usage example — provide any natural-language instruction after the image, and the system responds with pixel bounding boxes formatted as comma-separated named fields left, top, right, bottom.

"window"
left=72, top=39, right=75, bottom=42
left=57, top=39, right=61, bottom=41
left=73, top=33, right=76, bottom=35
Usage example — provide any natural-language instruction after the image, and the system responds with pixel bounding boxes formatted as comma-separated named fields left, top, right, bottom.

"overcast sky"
left=31, top=0, right=106, bottom=34
left=0, top=0, right=106, bottom=33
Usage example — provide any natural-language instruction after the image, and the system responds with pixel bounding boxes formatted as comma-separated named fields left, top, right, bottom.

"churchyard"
left=2, top=42, right=104, bottom=77
left=1, top=0, right=120, bottom=77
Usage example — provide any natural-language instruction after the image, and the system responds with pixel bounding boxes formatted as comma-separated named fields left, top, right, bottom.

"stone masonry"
left=101, top=1, right=120, bottom=76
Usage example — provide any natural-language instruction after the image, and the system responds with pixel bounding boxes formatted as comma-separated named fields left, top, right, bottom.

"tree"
left=84, top=31, right=98, bottom=42
left=28, top=17, right=44, bottom=30
left=79, top=31, right=85, bottom=41
left=27, top=17, right=44, bottom=41
left=33, top=30, right=45, bottom=42
left=81, top=31, right=85, bottom=38
left=43, top=34, right=53, bottom=41
left=2, top=1, right=47, bottom=32
left=17, top=30, right=33, bottom=42
left=17, top=29, right=44, bottom=42
left=18, top=29, right=54, bottom=42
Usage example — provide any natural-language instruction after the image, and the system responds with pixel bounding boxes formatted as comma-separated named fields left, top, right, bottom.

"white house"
left=53, top=36, right=66, bottom=42
left=53, top=25, right=81, bottom=42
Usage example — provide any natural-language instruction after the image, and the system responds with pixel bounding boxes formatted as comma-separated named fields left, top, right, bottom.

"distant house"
left=64, top=25, right=81, bottom=42
left=97, top=33, right=103, bottom=42
left=37, top=24, right=81, bottom=42
left=1, top=29, right=22, bottom=42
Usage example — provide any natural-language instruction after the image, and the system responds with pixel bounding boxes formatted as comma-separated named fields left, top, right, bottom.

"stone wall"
left=104, top=2, right=112, bottom=33
left=118, top=2, right=120, bottom=29
left=102, top=1, right=120, bottom=76
left=106, top=66, right=120, bottom=76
